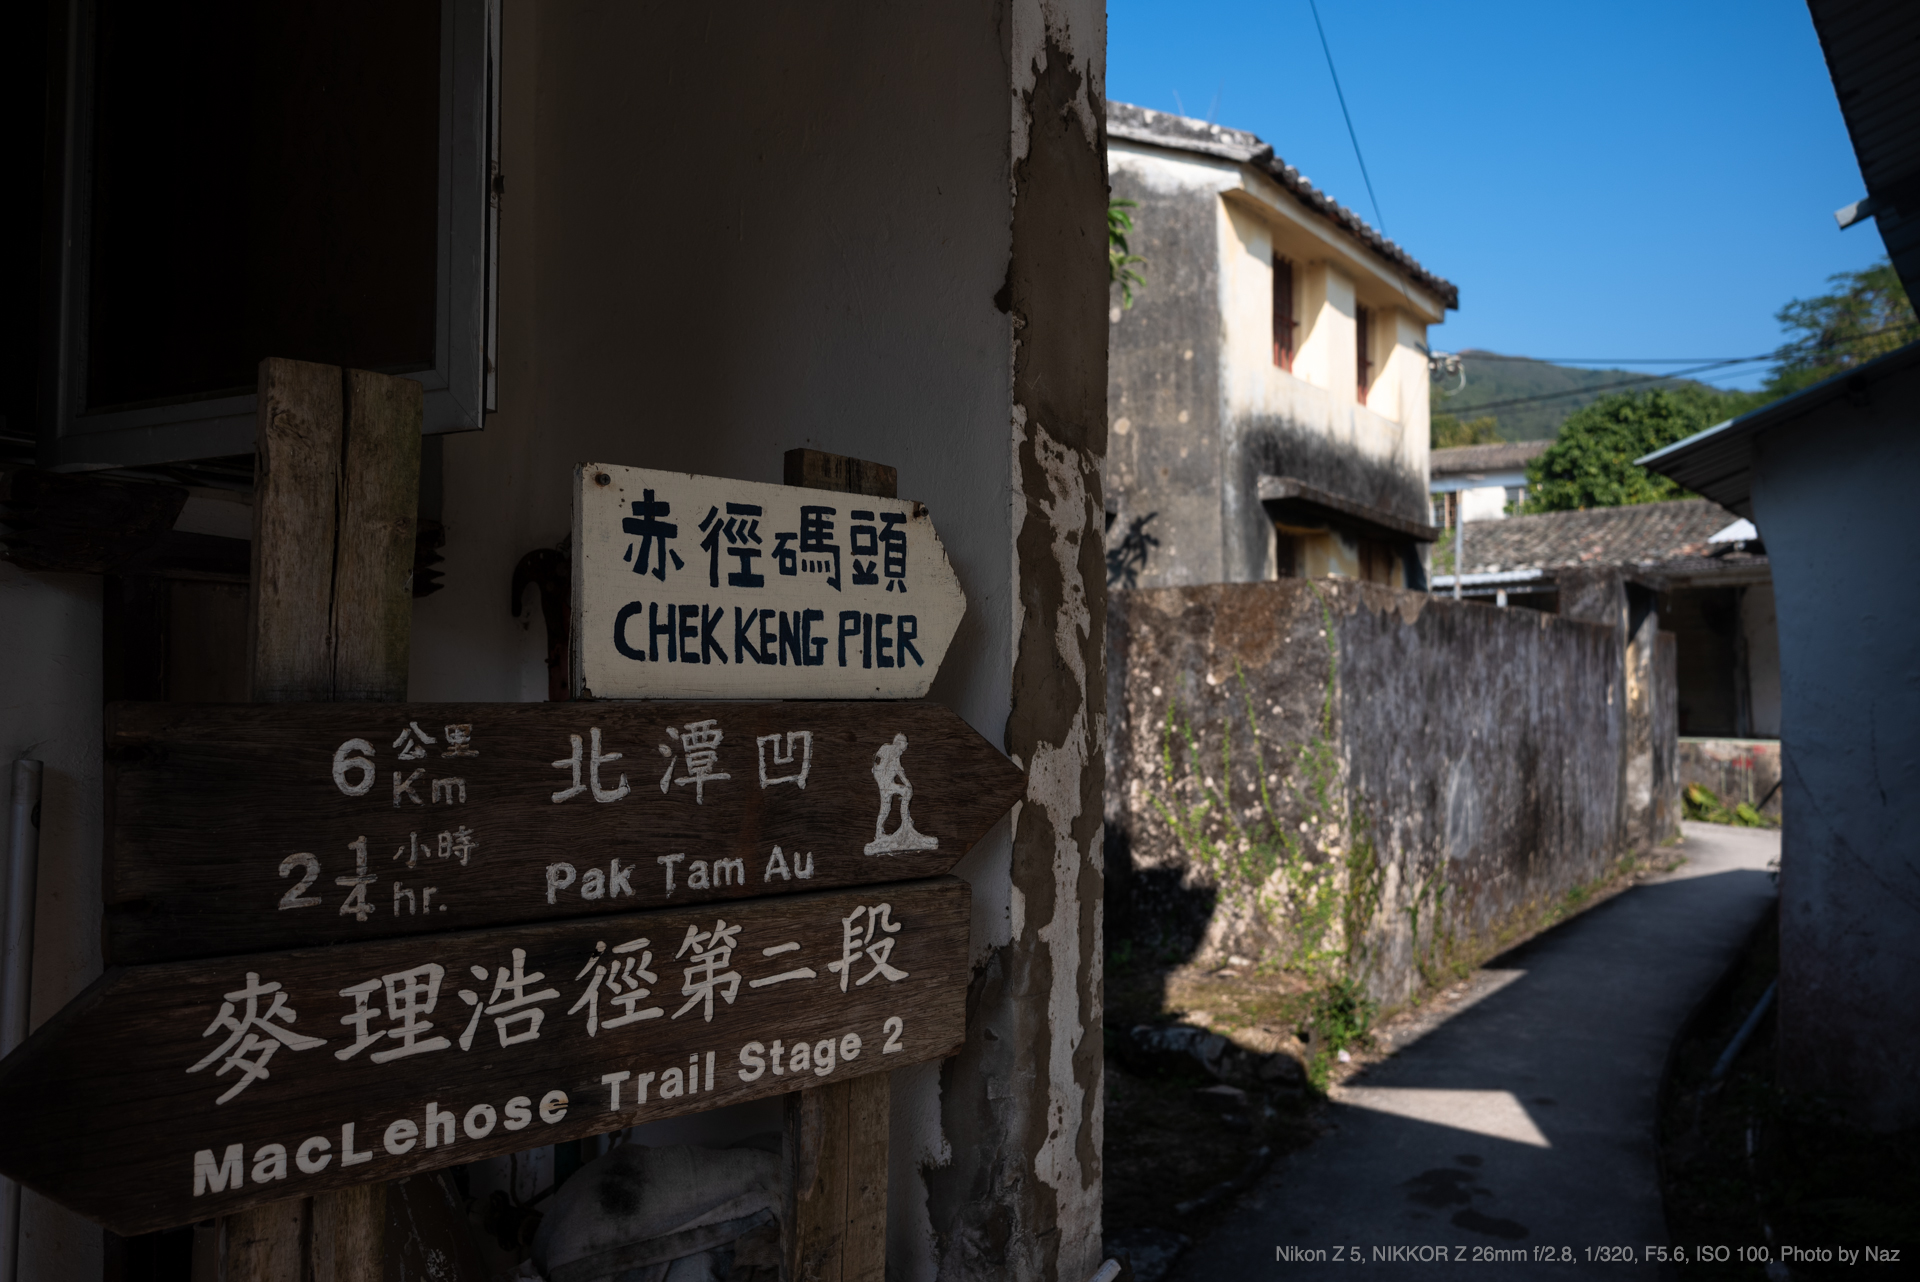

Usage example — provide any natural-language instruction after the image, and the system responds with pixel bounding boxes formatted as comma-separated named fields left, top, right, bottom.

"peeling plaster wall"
left=919, top=3, right=1108, bottom=1279
left=1108, top=580, right=1660, bottom=1006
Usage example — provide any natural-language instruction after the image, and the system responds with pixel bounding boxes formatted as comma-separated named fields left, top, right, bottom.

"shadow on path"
left=1170, top=823, right=1780, bottom=1280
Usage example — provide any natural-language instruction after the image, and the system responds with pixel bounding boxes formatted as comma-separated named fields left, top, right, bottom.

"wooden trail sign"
left=0, top=878, right=967, bottom=1237
left=573, top=463, right=967, bottom=699
left=106, top=700, right=1022, bottom=966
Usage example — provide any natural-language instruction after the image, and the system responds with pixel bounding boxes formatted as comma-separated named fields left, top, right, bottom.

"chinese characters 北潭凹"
left=658, top=720, right=730, bottom=803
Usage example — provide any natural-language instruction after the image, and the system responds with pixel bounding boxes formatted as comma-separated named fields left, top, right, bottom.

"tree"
left=1109, top=199, right=1146, bottom=308
left=1764, top=258, right=1916, bottom=397
left=1430, top=414, right=1500, bottom=449
left=1521, top=388, right=1730, bottom=512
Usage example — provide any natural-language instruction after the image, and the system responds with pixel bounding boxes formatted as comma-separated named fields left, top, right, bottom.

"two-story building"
left=1104, top=103, right=1457, bottom=591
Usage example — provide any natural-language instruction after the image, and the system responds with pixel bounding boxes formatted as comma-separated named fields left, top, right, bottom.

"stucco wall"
left=1105, top=143, right=1434, bottom=594
left=401, top=0, right=1108, bottom=1276
left=1107, top=580, right=1665, bottom=1006
left=1753, top=385, right=1920, bottom=1131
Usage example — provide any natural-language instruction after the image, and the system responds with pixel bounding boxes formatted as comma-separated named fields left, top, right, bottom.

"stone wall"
left=1678, top=738, right=1782, bottom=819
left=1106, top=578, right=1679, bottom=1006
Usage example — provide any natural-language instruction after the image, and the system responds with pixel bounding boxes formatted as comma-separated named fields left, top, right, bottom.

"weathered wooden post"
left=216, top=357, right=422, bottom=1282
left=781, top=449, right=894, bottom=1282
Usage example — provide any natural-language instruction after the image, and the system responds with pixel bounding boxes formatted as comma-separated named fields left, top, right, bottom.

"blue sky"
left=1108, top=0, right=1876, bottom=389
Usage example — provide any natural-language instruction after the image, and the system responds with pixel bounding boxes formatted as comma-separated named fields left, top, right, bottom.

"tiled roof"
left=1431, top=441, right=1550, bottom=477
left=1456, top=499, right=1758, bottom=574
left=1107, top=102, right=1459, bottom=310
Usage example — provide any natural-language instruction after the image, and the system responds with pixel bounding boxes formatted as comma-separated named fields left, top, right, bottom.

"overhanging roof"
left=1258, top=475, right=1442, bottom=543
left=1636, top=338, right=1920, bottom=517
left=1809, top=1, right=1920, bottom=300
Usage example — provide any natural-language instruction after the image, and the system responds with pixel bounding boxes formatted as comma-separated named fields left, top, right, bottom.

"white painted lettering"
left=658, top=853, right=685, bottom=895
left=764, top=846, right=790, bottom=881
left=706, top=1050, right=715, bottom=1091
left=252, top=1143, right=288, bottom=1183
left=771, top=1039, right=785, bottom=1075
left=295, top=1136, right=331, bottom=1174
left=424, top=1101, right=455, bottom=1148
left=393, top=768, right=426, bottom=807
left=332, top=740, right=376, bottom=796
left=840, top=1032, right=862, bottom=1062
left=431, top=777, right=467, bottom=804
left=588, top=727, right=631, bottom=802
left=714, top=858, right=744, bottom=886
left=539, top=1089, right=569, bottom=1124
left=193, top=1144, right=244, bottom=1196
left=601, top=1070, right=632, bottom=1108
left=609, top=858, right=634, bottom=897
left=790, top=1040, right=811, bottom=1073
left=581, top=868, right=607, bottom=900
left=634, top=1071, right=656, bottom=1102
left=278, top=853, right=321, bottom=910
left=502, top=1096, right=533, bottom=1131
left=660, top=1068, right=684, bottom=1099
left=687, top=860, right=710, bottom=890
left=551, top=734, right=587, bottom=802
left=340, top=1123, right=373, bottom=1166
left=739, top=1041, right=767, bottom=1081
left=545, top=862, right=577, bottom=904
left=383, top=1118, right=418, bottom=1155
left=813, top=1039, right=836, bottom=1076
left=463, top=1103, right=497, bottom=1139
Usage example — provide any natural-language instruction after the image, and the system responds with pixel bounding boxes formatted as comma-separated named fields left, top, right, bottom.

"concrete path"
left=1171, top=822, right=1780, bottom=1280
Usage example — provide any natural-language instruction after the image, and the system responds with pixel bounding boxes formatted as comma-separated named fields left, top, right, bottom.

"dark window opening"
left=1355, top=303, right=1373, bottom=402
left=85, top=0, right=441, bottom=412
left=1272, top=254, right=1296, bottom=370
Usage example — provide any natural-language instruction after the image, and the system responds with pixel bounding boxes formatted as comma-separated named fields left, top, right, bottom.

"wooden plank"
left=783, top=449, right=897, bottom=499
left=0, top=878, right=968, bottom=1237
left=571, top=464, right=965, bottom=700
left=310, top=1183, right=384, bottom=1282
left=222, top=1197, right=306, bottom=1282
left=332, top=370, right=423, bottom=703
left=782, top=1033, right=891, bottom=1282
left=103, top=700, right=1022, bottom=965
left=250, top=358, right=343, bottom=704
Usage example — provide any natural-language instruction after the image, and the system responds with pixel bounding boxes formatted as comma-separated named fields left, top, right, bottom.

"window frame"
left=40, top=0, right=499, bottom=469
left=1271, top=253, right=1296, bottom=371
left=1355, top=302, right=1373, bottom=403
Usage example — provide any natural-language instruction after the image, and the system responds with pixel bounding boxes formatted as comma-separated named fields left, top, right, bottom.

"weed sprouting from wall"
left=1150, top=584, right=1385, bottom=986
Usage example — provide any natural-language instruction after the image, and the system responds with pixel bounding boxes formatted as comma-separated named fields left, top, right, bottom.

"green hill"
left=1433, top=351, right=1727, bottom=441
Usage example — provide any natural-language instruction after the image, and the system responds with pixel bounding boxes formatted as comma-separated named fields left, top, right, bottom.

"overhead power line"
left=1433, top=321, right=1920, bottom=414
left=1307, top=0, right=1384, bottom=234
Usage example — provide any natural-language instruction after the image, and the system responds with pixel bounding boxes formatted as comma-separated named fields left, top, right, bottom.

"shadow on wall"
left=1107, top=512, right=1161, bottom=589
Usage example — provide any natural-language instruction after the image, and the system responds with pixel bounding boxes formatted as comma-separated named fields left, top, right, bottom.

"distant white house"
left=1429, top=440, right=1550, bottom=527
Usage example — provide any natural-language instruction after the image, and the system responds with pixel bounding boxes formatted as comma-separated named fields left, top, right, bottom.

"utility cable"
left=1307, top=0, right=1385, bottom=236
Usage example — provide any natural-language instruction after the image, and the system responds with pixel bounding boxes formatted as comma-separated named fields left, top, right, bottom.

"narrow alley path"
left=1171, top=822, right=1781, bottom=1280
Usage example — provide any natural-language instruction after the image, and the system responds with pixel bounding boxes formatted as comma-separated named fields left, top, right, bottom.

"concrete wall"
left=0, top=566, right=107, bottom=1278
left=1679, top=738, right=1783, bottom=820
left=4, top=2, right=1109, bottom=1276
left=1106, top=579, right=1674, bottom=1007
left=1104, top=140, right=1436, bottom=593
left=1752, top=379, right=1920, bottom=1131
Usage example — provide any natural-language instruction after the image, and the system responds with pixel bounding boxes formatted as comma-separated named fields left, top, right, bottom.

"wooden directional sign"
left=572, top=463, right=968, bottom=699
left=0, top=879, right=967, bottom=1236
left=105, top=700, right=1022, bottom=966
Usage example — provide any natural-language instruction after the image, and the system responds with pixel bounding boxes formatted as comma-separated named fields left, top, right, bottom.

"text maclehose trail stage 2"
left=0, top=879, right=968, bottom=1236
left=104, top=700, right=1022, bottom=965
left=572, top=463, right=967, bottom=700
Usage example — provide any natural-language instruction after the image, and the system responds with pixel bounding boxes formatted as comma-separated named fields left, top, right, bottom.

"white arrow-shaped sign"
left=572, top=463, right=967, bottom=699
